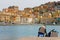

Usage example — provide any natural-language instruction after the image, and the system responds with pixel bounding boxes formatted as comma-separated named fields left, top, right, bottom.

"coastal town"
left=0, top=1, right=60, bottom=25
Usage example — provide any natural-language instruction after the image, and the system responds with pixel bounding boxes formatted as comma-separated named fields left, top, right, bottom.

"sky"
left=0, top=0, right=60, bottom=10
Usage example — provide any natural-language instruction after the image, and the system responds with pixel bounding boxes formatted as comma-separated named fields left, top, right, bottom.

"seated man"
left=38, top=25, right=47, bottom=37
left=48, top=29, right=58, bottom=37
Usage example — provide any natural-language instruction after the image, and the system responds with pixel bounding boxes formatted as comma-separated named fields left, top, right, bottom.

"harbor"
left=0, top=24, right=60, bottom=40
left=0, top=0, right=60, bottom=40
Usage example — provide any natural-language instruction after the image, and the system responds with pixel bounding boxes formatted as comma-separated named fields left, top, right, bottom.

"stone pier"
left=19, top=37, right=60, bottom=40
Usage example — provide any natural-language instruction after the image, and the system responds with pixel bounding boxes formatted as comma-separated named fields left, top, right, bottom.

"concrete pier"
left=19, top=37, right=60, bottom=40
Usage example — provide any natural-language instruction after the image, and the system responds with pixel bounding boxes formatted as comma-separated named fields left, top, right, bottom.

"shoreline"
left=0, top=22, right=60, bottom=26
left=0, top=23, right=42, bottom=26
left=0, top=24, right=60, bottom=26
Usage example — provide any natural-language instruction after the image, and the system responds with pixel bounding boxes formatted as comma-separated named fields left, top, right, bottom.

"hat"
left=42, top=25, right=46, bottom=28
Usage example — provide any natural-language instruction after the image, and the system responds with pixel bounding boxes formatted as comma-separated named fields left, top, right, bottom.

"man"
left=48, top=29, right=58, bottom=37
left=38, top=25, right=47, bottom=37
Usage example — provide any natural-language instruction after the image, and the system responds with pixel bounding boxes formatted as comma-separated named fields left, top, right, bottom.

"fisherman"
left=48, top=29, right=55, bottom=37
left=38, top=25, right=47, bottom=37
left=48, top=29, right=58, bottom=37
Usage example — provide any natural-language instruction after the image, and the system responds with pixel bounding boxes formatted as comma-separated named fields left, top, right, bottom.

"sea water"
left=0, top=24, right=60, bottom=40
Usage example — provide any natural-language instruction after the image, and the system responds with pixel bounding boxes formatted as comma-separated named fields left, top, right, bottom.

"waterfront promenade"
left=19, top=37, right=60, bottom=40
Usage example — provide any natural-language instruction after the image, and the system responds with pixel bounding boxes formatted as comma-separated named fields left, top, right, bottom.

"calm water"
left=0, top=24, right=60, bottom=39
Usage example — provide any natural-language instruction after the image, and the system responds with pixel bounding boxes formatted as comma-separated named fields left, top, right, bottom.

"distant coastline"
left=0, top=22, right=60, bottom=26
left=0, top=1, right=60, bottom=25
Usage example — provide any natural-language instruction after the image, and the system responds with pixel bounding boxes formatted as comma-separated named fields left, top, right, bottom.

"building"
left=0, top=6, right=19, bottom=24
